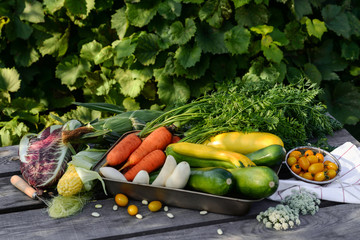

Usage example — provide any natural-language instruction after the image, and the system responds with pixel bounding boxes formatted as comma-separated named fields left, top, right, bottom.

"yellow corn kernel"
left=57, top=164, right=83, bottom=197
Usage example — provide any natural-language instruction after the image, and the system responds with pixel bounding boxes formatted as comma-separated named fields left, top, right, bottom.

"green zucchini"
left=246, top=144, right=286, bottom=167
left=165, top=146, right=240, bottom=169
left=229, top=166, right=279, bottom=199
left=186, top=167, right=234, bottom=196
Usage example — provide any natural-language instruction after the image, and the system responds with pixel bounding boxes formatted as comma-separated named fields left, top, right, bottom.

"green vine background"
left=0, top=0, right=359, bottom=147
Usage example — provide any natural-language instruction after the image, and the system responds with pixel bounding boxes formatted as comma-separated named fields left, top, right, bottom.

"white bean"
left=91, top=212, right=100, bottom=217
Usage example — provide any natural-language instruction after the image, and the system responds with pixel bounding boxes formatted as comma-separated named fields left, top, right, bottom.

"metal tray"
left=92, top=131, right=268, bottom=216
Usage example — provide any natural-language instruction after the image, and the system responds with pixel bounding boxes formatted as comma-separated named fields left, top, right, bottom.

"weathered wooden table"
left=1, top=129, right=360, bottom=240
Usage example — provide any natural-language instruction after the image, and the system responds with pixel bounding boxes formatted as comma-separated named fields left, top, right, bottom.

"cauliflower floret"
left=256, top=188, right=321, bottom=231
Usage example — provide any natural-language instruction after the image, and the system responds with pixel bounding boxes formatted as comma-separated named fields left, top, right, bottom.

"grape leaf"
left=134, top=33, right=161, bottom=66
left=175, top=54, right=210, bottom=80
left=6, top=17, right=33, bottom=40
left=304, top=63, right=322, bottom=86
left=157, top=0, right=182, bottom=20
left=224, top=26, right=251, bottom=55
left=20, top=0, right=45, bottom=23
left=55, top=55, right=91, bottom=89
left=80, top=40, right=103, bottom=61
left=126, top=2, right=158, bottom=28
left=111, top=7, right=128, bottom=40
left=321, top=4, right=351, bottom=39
left=0, top=118, right=28, bottom=147
left=115, top=68, right=152, bottom=98
left=231, top=0, right=251, bottom=8
left=169, top=18, right=196, bottom=45
left=346, top=12, right=360, bottom=37
left=112, top=39, right=136, bottom=66
left=0, top=68, right=21, bottom=92
left=155, top=68, right=190, bottom=106
left=324, top=82, right=360, bottom=125
left=235, top=4, right=269, bottom=27
left=182, top=0, right=204, bottom=3
left=123, top=97, right=140, bottom=111
left=62, top=106, right=102, bottom=124
left=261, top=43, right=283, bottom=63
left=341, top=41, right=359, bottom=61
left=250, top=25, right=273, bottom=36
left=350, top=66, right=360, bottom=77
left=94, top=46, right=113, bottom=65
left=312, top=40, right=348, bottom=80
left=38, top=28, right=70, bottom=57
left=305, top=18, right=327, bottom=39
left=284, top=21, right=306, bottom=51
left=269, top=28, right=289, bottom=46
left=64, top=0, right=87, bottom=15
left=195, top=22, right=228, bottom=54
left=43, top=0, right=65, bottom=14
left=174, top=43, right=202, bottom=68
left=293, top=0, right=312, bottom=20
left=10, top=41, right=40, bottom=67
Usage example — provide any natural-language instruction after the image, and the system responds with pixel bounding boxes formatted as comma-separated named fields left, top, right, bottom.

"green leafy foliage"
left=0, top=0, right=359, bottom=146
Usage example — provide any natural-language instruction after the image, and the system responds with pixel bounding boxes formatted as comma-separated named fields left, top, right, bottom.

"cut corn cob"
left=57, top=164, right=84, bottom=197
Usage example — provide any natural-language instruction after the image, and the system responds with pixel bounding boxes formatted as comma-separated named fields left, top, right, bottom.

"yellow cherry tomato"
left=287, top=156, right=297, bottom=167
left=289, top=150, right=302, bottom=160
left=115, top=193, right=129, bottom=207
left=308, top=163, right=325, bottom=174
left=291, top=164, right=302, bottom=174
left=148, top=201, right=162, bottom=212
left=325, top=169, right=337, bottom=179
left=314, top=171, right=328, bottom=181
left=127, top=205, right=138, bottom=216
left=298, top=157, right=310, bottom=171
left=302, top=172, right=314, bottom=180
left=304, top=149, right=314, bottom=157
left=315, top=153, right=324, bottom=163
left=307, top=155, right=319, bottom=164
left=325, top=161, right=338, bottom=171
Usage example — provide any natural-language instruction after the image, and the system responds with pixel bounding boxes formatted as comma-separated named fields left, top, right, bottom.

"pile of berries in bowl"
left=285, top=146, right=341, bottom=185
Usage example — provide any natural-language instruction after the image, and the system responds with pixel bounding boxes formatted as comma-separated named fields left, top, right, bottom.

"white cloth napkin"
left=268, top=142, right=360, bottom=204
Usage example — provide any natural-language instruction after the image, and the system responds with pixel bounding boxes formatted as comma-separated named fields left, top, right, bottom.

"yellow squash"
left=204, top=131, right=284, bottom=155
left=169, top=142, right=255, bottom=168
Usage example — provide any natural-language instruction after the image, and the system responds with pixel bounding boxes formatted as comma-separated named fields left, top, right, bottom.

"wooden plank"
left=0, top=198, right=241, bottom=240
left=0, top=196, right=357, bottom=240
left=0, top=176, right=45, bottom=213
left=0, top=145, right=20, bottom=176
left=121, top=203, right=360, bottom=240
left=327, top=128, right=360, bottom=147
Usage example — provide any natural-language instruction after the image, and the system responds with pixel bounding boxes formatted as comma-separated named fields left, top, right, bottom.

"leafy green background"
left=0, top=0, right=359, bottom=147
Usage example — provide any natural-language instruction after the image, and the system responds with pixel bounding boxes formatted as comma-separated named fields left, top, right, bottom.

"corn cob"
left=57, top=164, right=84, bottom=197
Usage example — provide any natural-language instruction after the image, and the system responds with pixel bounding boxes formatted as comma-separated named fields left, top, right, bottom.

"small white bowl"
left=285, top=146, right=341, bottom=185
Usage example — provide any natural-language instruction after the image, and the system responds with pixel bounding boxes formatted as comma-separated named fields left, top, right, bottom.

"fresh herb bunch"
left=141, top=78, right=342, bottom=149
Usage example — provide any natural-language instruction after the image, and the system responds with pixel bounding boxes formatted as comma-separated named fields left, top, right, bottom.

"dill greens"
left=141, top=78, right=342, bottom=149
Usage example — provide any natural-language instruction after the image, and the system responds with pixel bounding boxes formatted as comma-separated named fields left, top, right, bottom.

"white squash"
left=165, top=161, right=191, bottom=189
left=132, top=170, right=150, bottom=184
left=152, top=155, right=177, bottom=186
left=99, top=167, right=128, bottom=182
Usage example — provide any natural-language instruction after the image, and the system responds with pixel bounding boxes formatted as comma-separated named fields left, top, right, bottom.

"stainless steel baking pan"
left=92, top=131, right=266, bottom=216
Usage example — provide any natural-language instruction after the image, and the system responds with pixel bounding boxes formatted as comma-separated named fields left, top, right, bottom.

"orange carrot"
left=171, top=135, right=181, bottom=143
left=106, top=133, right=142, bottom=166
left=120, top=126, right=172, bottom=170
left=123, top=150, right=166, bottom=181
